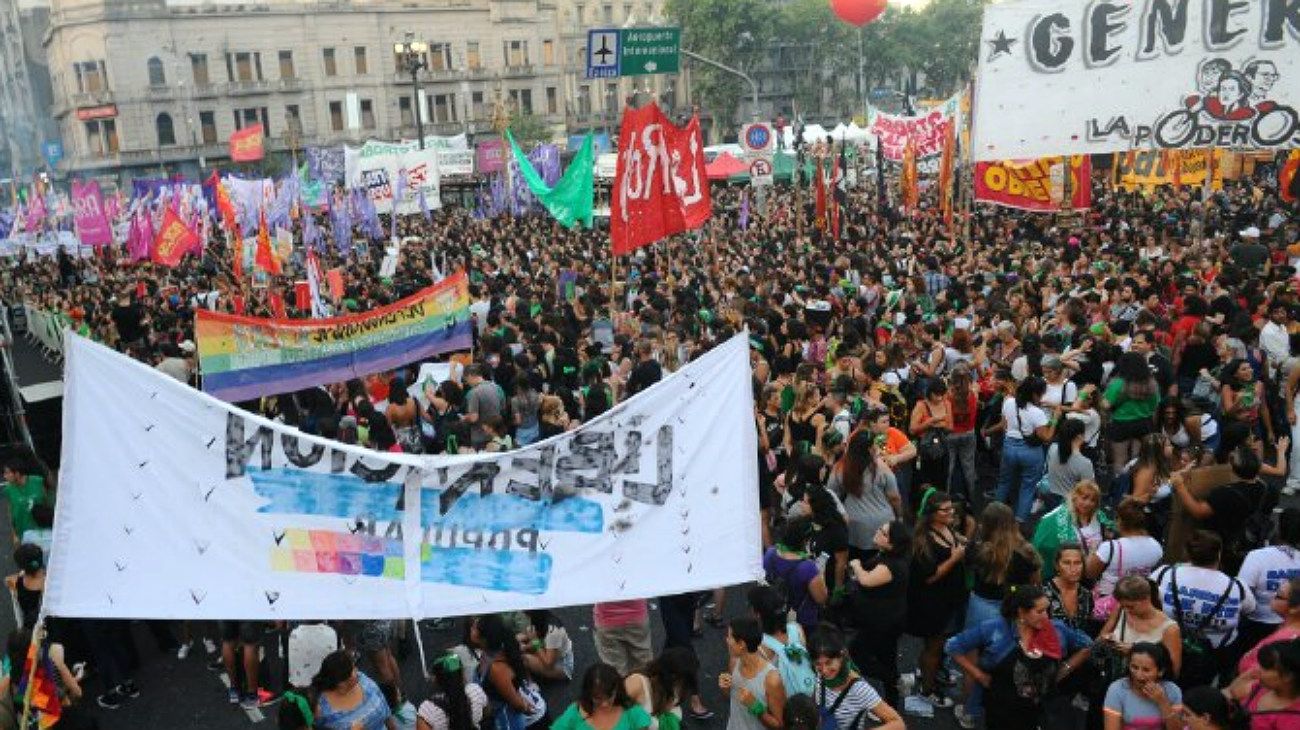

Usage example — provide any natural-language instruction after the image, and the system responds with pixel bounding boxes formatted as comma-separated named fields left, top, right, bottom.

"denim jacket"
left=944, top=617, right=1093, bottom=670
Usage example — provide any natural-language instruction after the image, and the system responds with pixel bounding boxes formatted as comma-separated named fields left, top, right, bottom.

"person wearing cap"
left=1230, top=226, right=1270, bottom=273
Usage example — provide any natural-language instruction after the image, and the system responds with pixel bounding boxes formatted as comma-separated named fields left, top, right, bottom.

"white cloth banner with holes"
left=971, top=0, right=1300, bottom=161
left=45, top=332, right=762, bottom=619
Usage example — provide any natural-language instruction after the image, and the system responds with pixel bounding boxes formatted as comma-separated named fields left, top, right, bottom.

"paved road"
left=93, top=596, right=958, bottom=729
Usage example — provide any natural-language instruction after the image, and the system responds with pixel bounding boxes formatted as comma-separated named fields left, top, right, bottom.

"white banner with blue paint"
left=45, top=332, right=762, bottom=620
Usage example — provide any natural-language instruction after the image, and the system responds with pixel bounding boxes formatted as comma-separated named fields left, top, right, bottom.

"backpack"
left=1169, top=567, right=1240, bottom=687
left=762, top=624, right=817, bottom=698
left=817, top=677, right=867, bottom=730
left=767, top=556, right=813, bottom=624
left=916, top=403, right=949, bottom=466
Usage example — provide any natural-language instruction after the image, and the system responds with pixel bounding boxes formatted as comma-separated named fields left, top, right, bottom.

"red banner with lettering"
left=610, top=103, right=711, bottom=256
left=974, top=156, right=1092, bottom=212
left=229, top=123, right=265, bottom=162
left=152, top=208, right=199, bottom=267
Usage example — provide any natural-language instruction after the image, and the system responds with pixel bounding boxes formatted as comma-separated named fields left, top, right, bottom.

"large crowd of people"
left=0, top=154, right=1298, bottom=730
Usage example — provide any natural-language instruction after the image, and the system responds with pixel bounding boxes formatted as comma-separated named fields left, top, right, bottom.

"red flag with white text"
left=610, top=103, right=711, bottom=256
left=152, top=207, right=199, bottom=267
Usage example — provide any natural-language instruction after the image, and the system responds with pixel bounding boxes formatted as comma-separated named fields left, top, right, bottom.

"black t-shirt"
left=1204, top=480, right=1265, bottom=544
left=1230, top=242, right=1270, bottom=271
left=851, top=552, right=910, bottom=625
left=626, top=359, right=663, bottom=397
left=971, top=546, right=1040, bottom=600
left=813, top=520, right=849, bottom=594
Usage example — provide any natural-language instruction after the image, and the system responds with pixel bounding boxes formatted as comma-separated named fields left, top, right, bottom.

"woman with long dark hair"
left=908, top=489, right=970, bottom=707
left=827, top=430, right=900, bottom=562
left=417, top=652, right=488, bottom=730
left=311, top=650, right=396, bottom=729
left=1104, top=352, right=1161, bottom=473
left=845, top=519, right=911, bottom=707
left=996, top=376, right=1058, bottom=522
left=551, top=663, right=651, bottom=730
left=469, top=614, right=544, bottom=730
left=1221, top=357, right=1274, bottom=441
left=947, top=365, right=980, bottom=501
left=624, top=647, right=699, bottom=730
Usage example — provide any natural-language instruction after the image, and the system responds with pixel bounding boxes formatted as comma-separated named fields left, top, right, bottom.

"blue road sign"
left=586, top=29, right=621, bottom=79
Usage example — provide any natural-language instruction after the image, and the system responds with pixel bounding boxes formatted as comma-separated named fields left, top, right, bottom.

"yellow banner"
left=1116, top=149, right=1224, bottom=192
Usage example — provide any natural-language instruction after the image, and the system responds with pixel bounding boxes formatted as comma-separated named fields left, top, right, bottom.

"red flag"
left=212, top=174, right=237, bottom=232
left=232, top=294, right=246, bottom=315
left=231, top=222, right=244, bottom=281
left=610, top=102, right=711, bottom=256
left=254, top=210, right=281, bottom=276
left=294, top=281, right=311, bottom=311
left=152, top=207, right=199, bottom=267
left=326, top=268, right=345, bottom=302
left=268, top=291, right=287, bottom=319
left=229, top=123, right=264, bottom=162
left=814, top=158, right=827, bottom=231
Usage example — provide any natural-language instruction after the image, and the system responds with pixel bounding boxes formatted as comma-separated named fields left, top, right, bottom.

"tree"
left=664, top=0, right=773, bottom=137
left=508, top=113, right=554, bottom=148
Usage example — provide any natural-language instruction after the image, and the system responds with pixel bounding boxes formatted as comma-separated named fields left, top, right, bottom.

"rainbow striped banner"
left=196, top=272, right=471, bottom=402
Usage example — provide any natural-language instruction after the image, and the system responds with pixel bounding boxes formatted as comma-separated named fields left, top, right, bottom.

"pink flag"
left=71, top=180, right=114, bottom=246
left=25, top=193, right=45, bottom=233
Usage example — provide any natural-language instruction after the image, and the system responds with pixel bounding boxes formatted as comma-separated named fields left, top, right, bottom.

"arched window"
left=156, top=113, right=176, bottom=146
left=147, top=57, right=166, bottom=87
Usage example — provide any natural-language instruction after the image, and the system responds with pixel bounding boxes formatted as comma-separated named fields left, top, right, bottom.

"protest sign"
left=972, top=0, right=1300, bottom=160
left=70, top=181, right=113, bottom=247
left=196, top=273, right=471, bottom=402
left=46, top=331, right=762, bottom=619
left=345, top=145, right=442, bottom=216
left=1115, top=149, right=1224, bottom=192
left=975, top=156, right=1093, bottom=211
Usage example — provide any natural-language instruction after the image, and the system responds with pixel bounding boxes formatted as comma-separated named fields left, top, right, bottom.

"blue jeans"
left=996, top=438, right=1045, bottom=522
left=962, top=595, right=1002, bottom=719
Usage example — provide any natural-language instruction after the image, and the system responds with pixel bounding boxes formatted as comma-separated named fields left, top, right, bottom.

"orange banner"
left=974, top=156, right=1091, bottom=212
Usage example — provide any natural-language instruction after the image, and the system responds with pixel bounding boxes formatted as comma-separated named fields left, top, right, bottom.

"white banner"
left=972, top=0, right=1300, bottom=161
left=438, top=149, right=475, bottom=176
left=345, top=146, right=442, bottom=216
left=46, top=333, right=762, bottom=620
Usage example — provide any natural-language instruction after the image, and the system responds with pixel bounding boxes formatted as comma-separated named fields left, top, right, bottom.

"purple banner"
left=71, top=180, right=113, bottom=246
left=476, top=139, right=506, bottom=174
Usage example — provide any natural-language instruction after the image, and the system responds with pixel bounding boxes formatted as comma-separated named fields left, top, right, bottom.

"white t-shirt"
left=1043, top=381, right=1078, bottom=409
left=1002, top=399, right=1049, bottom=442
left=1237, top=545, right=1300, bottom=624
left=543, top=624, right=575, bottom=679
left=416, top=683, right=488, bottom=730
left=1154, top=564, right=1255, bottom=646
left=287, top=623, right=339, bottom=688
left=1066, top=409, right=1102, bottom=448
left=1093, top=536, right=1164, bottom=596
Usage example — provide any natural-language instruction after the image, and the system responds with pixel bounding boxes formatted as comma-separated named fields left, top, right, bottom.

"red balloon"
left=830, top=0, right=887, bottom=27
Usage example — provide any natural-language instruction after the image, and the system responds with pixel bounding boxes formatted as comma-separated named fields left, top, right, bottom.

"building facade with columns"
left=42, top=0, right=689, bottom=181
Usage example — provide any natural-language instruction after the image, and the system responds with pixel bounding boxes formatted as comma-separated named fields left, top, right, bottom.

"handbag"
left=1091, top=540, right=1122, bottom=621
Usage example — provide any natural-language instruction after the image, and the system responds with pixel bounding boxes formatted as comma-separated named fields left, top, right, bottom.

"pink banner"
left=71, top=180, right=114, bottom=246
left=868, top=109, right=952, bottom=162
left=476, top=139, right=506, bottom=174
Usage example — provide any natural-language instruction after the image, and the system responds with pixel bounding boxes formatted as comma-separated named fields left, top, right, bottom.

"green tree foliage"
left=664, top=0, right=773, bottom=136
left=509, top=113, right=554, bottom=148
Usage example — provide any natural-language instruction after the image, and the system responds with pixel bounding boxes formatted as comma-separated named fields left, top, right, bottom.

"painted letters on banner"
left=972, top=0, right=1300, bottom=161
left=70, top=180, right=113, bottom=246
left=1115, top=149, right=1224, bottom=193
left=867, top=92, right=961, bottom=161
left=974, top=156, right=1093, bottom=212
left=611, top=103, right=711, bottom=256
left=45, top=331, right=761, bottom=620
left=344, top=146, right=442, bottom=215
left=196, top=272, right=472, bottom=402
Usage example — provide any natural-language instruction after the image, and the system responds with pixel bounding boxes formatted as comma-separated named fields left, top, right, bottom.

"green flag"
left=506, top=130, right=594, bottom=229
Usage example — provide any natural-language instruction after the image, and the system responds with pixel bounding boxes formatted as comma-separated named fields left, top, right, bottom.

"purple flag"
left=419, top=187, right=431, bottom=222
left=739, top=190, right=750, bottom=231
left=71, top=180, right=113, bottom=246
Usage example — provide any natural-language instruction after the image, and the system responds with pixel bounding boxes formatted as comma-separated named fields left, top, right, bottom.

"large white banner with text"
left=972, top=0, right=1300, bottom=161
left=345, top=144, right=443, bottom=215
left=45, top=334, right=762, bottom=620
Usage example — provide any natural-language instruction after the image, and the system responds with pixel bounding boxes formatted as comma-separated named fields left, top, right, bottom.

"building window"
left=546, top=86, right=557, bottom=115
left=155, top=113, right=176, bottom=145
left=285, top=104, right=301, bottom=134
left=399, top=96, right=413, bottom=127
left=510, top=89, right=533, bottom=115
left=354, top=46, right=367, bottom=75
left=199, top=111, right=217, bottom=144
left=433, top=93, right=457, bottom=123
left=577, top=46, right=586, bottom=65
left=606, top=82, right=618, bottom=111
left=84, top=119, right=118, bottom=156
left=323, top=48, right=337, bottom=77
left=471, top=91, right=485, bottom=119
left=429, top=43, right=452, bottom=72
left=73, top=61, right=107, bottom=93
left=466, top=42, right=481, bottom=70
left=279, top=51, right=295, bottom=80
left=190, top=53, right=209, bottom=86
left=329, top=101, right=343, bottom=131
left=227, top=52, right=257, bottom=82
left=233, top=107, right=261, bottom=130
left=359, top=99, right=375, bottom=129
left=147, top=57, right=166, bottom=87
left=578, top=84, right=591, bottom=115
left=504, top=40, right=528, bottom=68
left=542, top=40, right=554, bottom=66
left=602, top=4, right=612, bottom=23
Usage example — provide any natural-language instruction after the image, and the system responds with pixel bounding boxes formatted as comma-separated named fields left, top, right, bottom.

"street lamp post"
left=393, top=35, right=429, bottom=149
